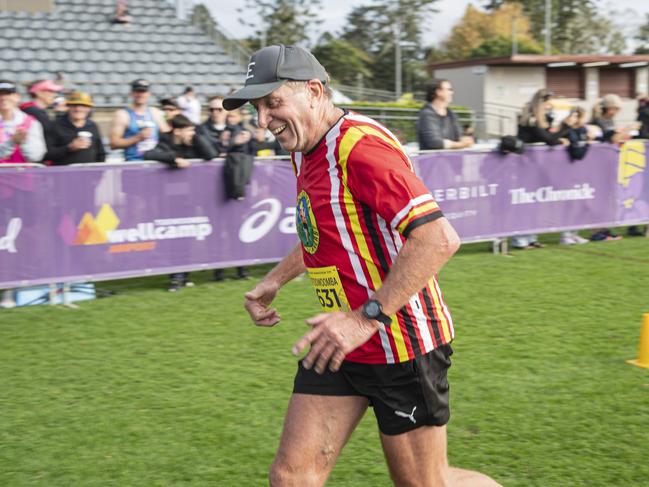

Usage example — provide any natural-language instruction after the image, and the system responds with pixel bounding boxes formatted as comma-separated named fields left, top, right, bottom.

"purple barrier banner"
left=1, top=160, right=298, bottom=288
left=414, top=143, right=623, bottom=240
left=1, top=142, right=647, bottom=287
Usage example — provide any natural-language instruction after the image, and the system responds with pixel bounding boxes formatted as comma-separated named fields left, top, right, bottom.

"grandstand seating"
left=0, top=0, right=246, bottom=106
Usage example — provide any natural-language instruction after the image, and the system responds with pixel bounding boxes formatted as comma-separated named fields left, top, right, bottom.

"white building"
left=430, top=55, right=649, bottom=137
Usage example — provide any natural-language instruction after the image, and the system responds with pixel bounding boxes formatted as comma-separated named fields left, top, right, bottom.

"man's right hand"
left=233, top=130, right=251, bottom=146
left=174, top=157, right=191, bottom=168
left=459, top=136, right=474, bottom=148
left=139, top=127, right=153, bottom=140
left=244, top=280, right=281, bottom=327
left=11, top=129, right=27, bottom=145
left=68, top=137, right=92, bottom=151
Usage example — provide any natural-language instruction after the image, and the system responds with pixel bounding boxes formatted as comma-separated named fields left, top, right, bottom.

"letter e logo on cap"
left=246, top=62, right=256, bottom=80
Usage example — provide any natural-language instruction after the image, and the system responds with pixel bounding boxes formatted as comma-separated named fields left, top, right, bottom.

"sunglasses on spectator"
left=162, top=107, right=177, bottom=111
left=209, top=107, right=224, bottom=112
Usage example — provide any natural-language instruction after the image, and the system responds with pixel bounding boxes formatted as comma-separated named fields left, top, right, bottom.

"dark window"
left=546, top=68, right=584, bottom=99
left=599, top=68, right=635, bottom=98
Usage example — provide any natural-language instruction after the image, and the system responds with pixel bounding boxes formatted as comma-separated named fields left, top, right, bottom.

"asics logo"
left=0, top=218, right=21, bottom=253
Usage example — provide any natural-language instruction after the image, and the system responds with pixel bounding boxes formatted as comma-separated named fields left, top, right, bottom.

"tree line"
left=237, top=0, right=649, bottom=96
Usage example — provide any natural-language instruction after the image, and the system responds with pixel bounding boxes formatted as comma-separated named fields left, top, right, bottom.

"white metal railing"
left=0, top=162, right=47, bottom=168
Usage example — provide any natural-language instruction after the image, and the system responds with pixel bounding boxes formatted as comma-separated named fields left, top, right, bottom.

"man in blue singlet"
left=109, top=79, right=169, bottom=161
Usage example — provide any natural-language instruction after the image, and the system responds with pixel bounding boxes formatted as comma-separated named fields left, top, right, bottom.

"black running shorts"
left=293, top=344, right=453, bottom=435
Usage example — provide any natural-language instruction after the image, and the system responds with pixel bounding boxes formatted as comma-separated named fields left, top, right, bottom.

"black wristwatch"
left=361, top=299, right=392, bottom=327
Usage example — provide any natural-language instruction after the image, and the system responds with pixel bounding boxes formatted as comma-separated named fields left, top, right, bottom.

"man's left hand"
left=233, top=130, right=251, bottom=146
left=293, top=311, right=379, bottom=374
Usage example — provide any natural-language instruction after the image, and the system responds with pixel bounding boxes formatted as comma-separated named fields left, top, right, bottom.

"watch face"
left=365, top=300, right=381, bottom=317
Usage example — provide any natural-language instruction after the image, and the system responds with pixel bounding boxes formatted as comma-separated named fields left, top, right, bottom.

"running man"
left=228, top=44, right=501, bottom=487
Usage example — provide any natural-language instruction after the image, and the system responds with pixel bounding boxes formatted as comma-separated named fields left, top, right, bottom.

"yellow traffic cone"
left=627, top=314, right=649, bottom=369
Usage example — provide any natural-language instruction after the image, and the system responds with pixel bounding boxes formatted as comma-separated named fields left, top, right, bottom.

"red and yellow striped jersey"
left=291, top=111, right=454, bottom=364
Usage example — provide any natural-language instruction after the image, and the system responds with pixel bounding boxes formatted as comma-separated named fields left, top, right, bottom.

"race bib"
left=307, top=266, right=351, bottom=312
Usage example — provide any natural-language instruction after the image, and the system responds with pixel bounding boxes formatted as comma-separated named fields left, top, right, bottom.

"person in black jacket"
left=20, top=79, right=65, bottom=161
left=213, top=108, right=253, bottom=281
left=47, top=91, right=105, bottom=165
left=144, top=114, right=218, bottom=291
left=512, top=89, right=568, bottom=249
left=517, top=89, right=568, bottom=146
left=200, top=95, right=228, bottom=155
left=144, top=114, right=217, bottom=168
left=221, top=108, right=254, bottom=156
left=417, top=79, right=473, bottom=150
left=559, top=107, right=590, bottom=162
left=159, top=97, right=181, bottom=124
left=637, top=95, right=649, bottom=140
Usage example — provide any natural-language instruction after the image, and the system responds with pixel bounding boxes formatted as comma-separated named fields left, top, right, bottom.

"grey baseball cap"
left=223, top=44, right=328, bottom=111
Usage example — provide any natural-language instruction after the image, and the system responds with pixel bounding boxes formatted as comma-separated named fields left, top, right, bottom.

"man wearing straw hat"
left=47, top=91, right=105, bottom=165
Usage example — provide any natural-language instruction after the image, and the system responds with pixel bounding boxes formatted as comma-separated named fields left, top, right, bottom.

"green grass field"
left=1, top=237, right=648, bottom=486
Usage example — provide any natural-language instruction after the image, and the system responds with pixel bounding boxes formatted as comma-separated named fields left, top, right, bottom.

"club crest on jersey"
left=296, top=190, right=319, bottom=254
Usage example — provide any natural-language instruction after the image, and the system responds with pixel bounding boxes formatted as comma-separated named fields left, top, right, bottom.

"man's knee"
left=447, top=466, right=503, bottom=487
left=390, top=466, right=450, bottom=487
left=269, top=458, right=327, bottom=487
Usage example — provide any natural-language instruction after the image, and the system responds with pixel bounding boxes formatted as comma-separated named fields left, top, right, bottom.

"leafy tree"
left=482, top=0, right=626, bottom=54
left=555, top=6, right=626, bottom=54
left=311, top=35, right=373, bottom=87
left=635, top=13, right=649, bottom=54
left=469, top=35, right=543, bottom=58
left=339, top=0, right=440, bottom=93
left=238, top=0, right=321, bottom=50
left=440, top=3, right=541, bottom=60
left=484, top=0, right=550, bottom=42
left=554, top=1, right=627, bottom=54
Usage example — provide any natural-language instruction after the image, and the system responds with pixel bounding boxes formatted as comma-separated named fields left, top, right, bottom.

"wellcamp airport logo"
left=0, top=218, right=22, bottom=253
left=68, top=204, right=212, bottom=253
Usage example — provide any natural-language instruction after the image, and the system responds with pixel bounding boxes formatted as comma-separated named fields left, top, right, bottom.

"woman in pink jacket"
left=0, top=80, right=46, bottom=164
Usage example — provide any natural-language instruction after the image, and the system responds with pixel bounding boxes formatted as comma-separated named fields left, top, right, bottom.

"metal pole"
left=356, top=73, right=364, bottom=101
left=395, top=17, right=402, bottom=100
left=544, top=0, right=552, bottom=54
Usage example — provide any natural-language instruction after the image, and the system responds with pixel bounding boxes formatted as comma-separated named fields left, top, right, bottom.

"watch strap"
left=362, top=299, right=392, bottom=327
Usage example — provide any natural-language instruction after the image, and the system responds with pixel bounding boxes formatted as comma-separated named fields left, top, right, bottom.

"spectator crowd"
left=1, top=72, right=647, bottom=303
left=0, top=77, right=289, bottom=168
left=0, top=76, right=291, bottom=298
left=416, top=78, right=649, bottom=247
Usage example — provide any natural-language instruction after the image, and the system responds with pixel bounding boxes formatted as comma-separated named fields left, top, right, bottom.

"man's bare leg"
left=448, top=466, right=503, bottom=487
left=380, top=425, right=502, bottom=487
left=269, top=393, right=369, bottom=487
